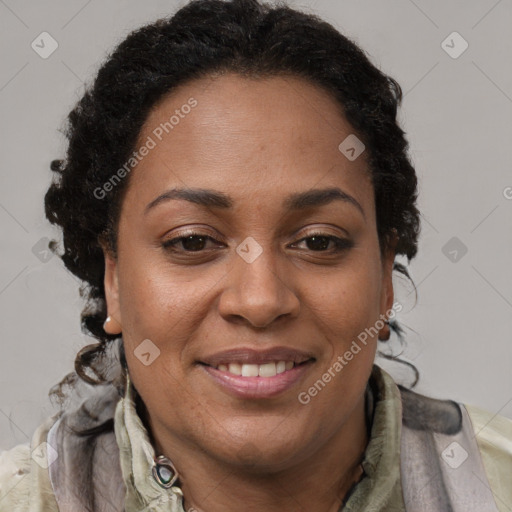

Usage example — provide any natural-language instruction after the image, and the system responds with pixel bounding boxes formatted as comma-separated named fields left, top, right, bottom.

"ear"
left=102, top=245, right=122, bottom=335
left=380, top=229, right=399, bottom=316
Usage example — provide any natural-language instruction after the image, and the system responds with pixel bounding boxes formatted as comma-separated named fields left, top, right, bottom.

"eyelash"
left=161, top=231, right=353, bottom=254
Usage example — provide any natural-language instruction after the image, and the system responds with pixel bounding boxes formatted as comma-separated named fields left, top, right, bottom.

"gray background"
left=1, top=0, right=511, bottom=451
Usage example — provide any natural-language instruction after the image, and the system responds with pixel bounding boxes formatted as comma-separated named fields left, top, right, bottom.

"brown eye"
left=292, top=233, right=354, bottom=253
left=162, top=234, right=222, bottom=252
left=305, top=235, right=331, bottom=251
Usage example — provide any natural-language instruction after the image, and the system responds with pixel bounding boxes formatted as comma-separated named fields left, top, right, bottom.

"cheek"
left=301, top=257, right=383, bottom=394
left=298, top=265, right=380, bottom=420
left=307, top=255, right=383, bottom=337
left=117, top=255, right=209, bottom=340
left=116, top=252, right=229, bottom=392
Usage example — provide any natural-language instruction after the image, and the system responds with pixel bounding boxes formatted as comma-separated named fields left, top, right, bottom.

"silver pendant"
left=152, top=455, right=180, bottom=489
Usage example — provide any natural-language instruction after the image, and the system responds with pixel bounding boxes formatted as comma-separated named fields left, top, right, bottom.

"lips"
left=198, top=347, right=315, bottom=399
left=199, top=346, right=315, bottom=367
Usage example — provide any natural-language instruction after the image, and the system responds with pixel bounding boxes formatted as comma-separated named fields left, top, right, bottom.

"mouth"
left=203, top=360, right=307, bottom=377
left=198, top=347, right=316, bottom=399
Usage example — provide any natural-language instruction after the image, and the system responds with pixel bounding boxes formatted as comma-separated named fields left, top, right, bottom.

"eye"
left=162, top=232, right=224, bottom=252
left=290, top=232, right=353, bottom=253
left=161, top=230, right=353, bottom=255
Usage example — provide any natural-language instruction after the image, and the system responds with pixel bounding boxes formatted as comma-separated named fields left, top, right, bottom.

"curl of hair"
left=45, top=0, right=421, bottom=403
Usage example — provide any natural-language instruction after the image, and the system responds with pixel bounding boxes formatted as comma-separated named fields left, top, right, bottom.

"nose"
left=218, top=243, right=300, bottom=329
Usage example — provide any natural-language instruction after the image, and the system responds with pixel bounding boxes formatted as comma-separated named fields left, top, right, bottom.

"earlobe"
left=104, top=315, right=122, bottom=335
left=384, top=245, right=396, bottom=309
left=103, top=251, right=122, bottom=335
left=379, top=231, right=399, bottom=340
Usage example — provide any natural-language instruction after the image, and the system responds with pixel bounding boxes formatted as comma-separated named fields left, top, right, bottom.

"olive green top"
left=1, top=365, right=511, bottom=511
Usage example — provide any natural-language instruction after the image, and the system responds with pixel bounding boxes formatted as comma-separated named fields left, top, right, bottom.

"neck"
left=141, top=392, right=371, bottom=512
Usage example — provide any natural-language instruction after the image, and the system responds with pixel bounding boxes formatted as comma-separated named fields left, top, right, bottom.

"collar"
left=344, top=364, right=406, bottom=510
left=114, top=372, right=185, bottom=511
left=113, top=364, right=405, bottom=511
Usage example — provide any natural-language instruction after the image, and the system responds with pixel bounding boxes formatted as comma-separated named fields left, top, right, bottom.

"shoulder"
left=465, top=403, right=512, bottom=451
left=399, top=383, right=512, bottom=511
left=0, top=414, right=60, bottom=512
left=0, top=443, right=31, bottom=510
left=465, top=403, right=512, bottom=511
left=396, top=380, right=512, bottom=511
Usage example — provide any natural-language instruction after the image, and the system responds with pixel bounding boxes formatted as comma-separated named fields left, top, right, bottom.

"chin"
left=210, top=429, right=308, bottom=474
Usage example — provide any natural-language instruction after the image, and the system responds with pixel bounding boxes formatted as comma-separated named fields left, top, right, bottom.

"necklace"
left=153, top=455, right=180, bottom=489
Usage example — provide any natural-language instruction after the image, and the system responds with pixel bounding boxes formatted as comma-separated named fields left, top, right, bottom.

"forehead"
left=123, top=72, right=374, bottom=217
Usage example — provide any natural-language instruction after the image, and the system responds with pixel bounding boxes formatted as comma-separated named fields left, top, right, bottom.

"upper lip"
left=199, top=347, right=316, bottom=367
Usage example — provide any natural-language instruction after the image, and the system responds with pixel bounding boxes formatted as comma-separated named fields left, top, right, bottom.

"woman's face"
left=103, top=72, right=396, bottom=472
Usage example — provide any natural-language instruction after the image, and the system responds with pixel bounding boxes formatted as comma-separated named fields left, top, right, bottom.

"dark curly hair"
left=44, top=0, right=421, bottom=405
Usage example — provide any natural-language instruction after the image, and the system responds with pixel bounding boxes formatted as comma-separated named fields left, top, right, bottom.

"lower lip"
left=201, top=362, right=313, bottom=399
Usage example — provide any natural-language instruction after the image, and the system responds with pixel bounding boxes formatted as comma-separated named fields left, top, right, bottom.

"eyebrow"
left=144, top=186, right=365, bottom=218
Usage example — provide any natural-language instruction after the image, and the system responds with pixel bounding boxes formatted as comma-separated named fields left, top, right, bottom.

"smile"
left=215, top=361, right=295, bottom=377
left=198, top=347, right=315, bottom=399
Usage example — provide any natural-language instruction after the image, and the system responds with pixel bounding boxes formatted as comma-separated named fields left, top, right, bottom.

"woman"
left=0, top=0, right=510, bottom=510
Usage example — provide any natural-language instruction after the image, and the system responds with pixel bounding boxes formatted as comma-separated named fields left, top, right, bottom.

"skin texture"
left=102, top=72, right=397, bottom=512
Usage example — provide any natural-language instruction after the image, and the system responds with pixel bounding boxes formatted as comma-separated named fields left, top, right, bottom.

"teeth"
left=216, top=360, right=295, bottom=377
left=228, top=363, right=242, bottom=375
left=259, top=362, right=276, bottom=377
left=241, top=364, right=259, bottom=377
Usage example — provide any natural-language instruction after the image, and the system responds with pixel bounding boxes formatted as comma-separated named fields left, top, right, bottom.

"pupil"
left=183, top=235, right=206, bottom=251
left=307, top=236, right=329, bottom=251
